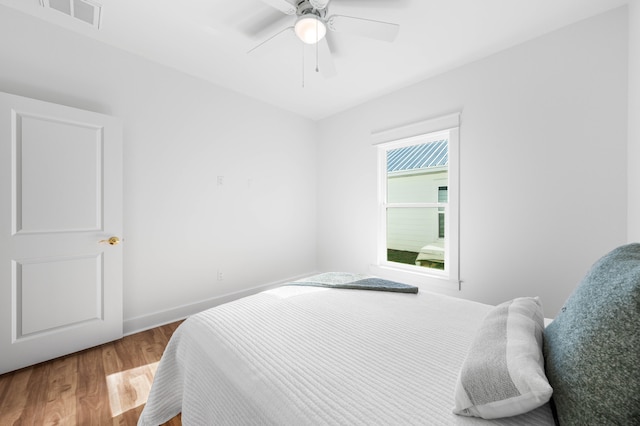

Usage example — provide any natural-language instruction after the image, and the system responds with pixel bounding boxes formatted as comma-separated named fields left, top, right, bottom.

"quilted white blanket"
left=138, top=276, right=554, bottom=425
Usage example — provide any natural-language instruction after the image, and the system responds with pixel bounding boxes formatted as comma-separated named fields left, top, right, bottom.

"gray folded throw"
left=287, top=277, right=418, bottom=294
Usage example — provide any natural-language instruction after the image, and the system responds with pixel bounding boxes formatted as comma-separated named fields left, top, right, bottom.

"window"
left=374, top=115, right=459, bottom=284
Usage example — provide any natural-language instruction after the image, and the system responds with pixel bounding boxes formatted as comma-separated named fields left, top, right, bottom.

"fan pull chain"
left=315, top=20, right=319, bottom=73
left=301, top=42, right=305, bottom=88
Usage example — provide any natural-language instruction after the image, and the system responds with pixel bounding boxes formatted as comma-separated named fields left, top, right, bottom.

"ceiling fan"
left=248, top=0, right=401, bottom=78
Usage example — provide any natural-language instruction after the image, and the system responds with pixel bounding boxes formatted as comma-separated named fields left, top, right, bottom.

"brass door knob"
left=99, top=236, right=121, bottom=246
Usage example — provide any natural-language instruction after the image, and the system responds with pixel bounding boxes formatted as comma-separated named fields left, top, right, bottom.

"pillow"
left=543, top=243, right=640, bottom=425
left=453, top=297, right=552, bottom=419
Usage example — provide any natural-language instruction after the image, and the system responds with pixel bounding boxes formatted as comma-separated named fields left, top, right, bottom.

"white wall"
left=317, top=8, right=629, bottom=317
left=0, top=6, right=318, bottom=332
left=629, top=2, right=640, bottom=242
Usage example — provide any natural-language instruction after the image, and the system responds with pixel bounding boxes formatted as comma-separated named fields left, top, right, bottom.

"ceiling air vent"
left=40, top=0, right=102, bottom=29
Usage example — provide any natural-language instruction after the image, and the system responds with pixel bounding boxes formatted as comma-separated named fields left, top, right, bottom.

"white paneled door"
left=0, top=92, right=123, bottom=374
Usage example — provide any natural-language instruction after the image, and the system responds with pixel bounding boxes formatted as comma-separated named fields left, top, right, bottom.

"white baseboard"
left=123, top=272, right=318, bottom=336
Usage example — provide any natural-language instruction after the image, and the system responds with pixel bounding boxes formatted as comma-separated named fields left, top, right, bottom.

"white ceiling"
left=0, top=0, right=629, bottom=120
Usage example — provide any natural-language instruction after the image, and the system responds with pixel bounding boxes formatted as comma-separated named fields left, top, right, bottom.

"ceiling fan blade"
left=260, top=0, right=296, bottom=15
left=236, top=10, right=291, bottom=38
left=327, top=15, right=399, bottom=42
left=247, top=26, right=294, bottom=54
left=325, top=31, right=340, bottom=56
left=309, top=0, right=330, bottom=10
left=316, top=38, right=337, bottom=78
left=252, top=13, right=294, bottom=39
left=332, top=0, right=410, bottom=8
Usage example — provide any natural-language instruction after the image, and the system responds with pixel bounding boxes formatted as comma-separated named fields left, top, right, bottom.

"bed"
left=138, top=244, right=640, bottom=425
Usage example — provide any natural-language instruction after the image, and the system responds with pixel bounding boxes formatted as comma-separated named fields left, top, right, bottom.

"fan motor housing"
left=296, top=0, right=327, bottom=19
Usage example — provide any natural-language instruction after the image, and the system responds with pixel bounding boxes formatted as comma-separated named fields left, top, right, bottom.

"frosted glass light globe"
left=294, top=15, right=326, bottom=44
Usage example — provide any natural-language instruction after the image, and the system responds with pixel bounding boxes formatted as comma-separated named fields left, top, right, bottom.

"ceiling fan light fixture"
left=294, top=15, right=326, bottom=44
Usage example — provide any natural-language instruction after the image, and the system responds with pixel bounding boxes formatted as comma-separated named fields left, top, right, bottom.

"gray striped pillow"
left=453, top=297, right=552, bottom=419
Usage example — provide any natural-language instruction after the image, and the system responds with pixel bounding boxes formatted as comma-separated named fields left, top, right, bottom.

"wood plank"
left=42, top=355, right=78, bottom=425
left=21, top=361, right=52, bottom=424
left=102, top=341, right=123, bottom=376
left=76, top=345, right=110, bottom=424
left=0, top=368, right=33, bottom=424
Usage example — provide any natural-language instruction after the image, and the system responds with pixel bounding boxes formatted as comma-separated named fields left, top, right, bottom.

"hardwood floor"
left=0, top=321, right=183, bottom=425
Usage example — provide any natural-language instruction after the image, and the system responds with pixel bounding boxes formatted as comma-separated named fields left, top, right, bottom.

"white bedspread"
left=138, top=283, right=554, bottom=425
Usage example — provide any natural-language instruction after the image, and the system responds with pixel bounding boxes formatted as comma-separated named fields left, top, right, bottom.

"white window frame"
left=371, top=113, right=460, bottom=288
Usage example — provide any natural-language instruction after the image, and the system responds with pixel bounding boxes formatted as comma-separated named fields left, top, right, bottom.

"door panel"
left=0, top=91, right=123, bottom=374
left=17, top=254, right=102, bottom=337
left=17, top=113, right=103, bottom=233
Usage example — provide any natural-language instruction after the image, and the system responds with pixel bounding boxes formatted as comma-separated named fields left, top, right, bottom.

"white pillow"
left=452, top=297, right=553, bottom=419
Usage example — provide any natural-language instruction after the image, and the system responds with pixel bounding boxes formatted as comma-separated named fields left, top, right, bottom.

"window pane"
left=386, top=207, right=445, bottom=270
left=387, top=140, right=448, bottom=203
